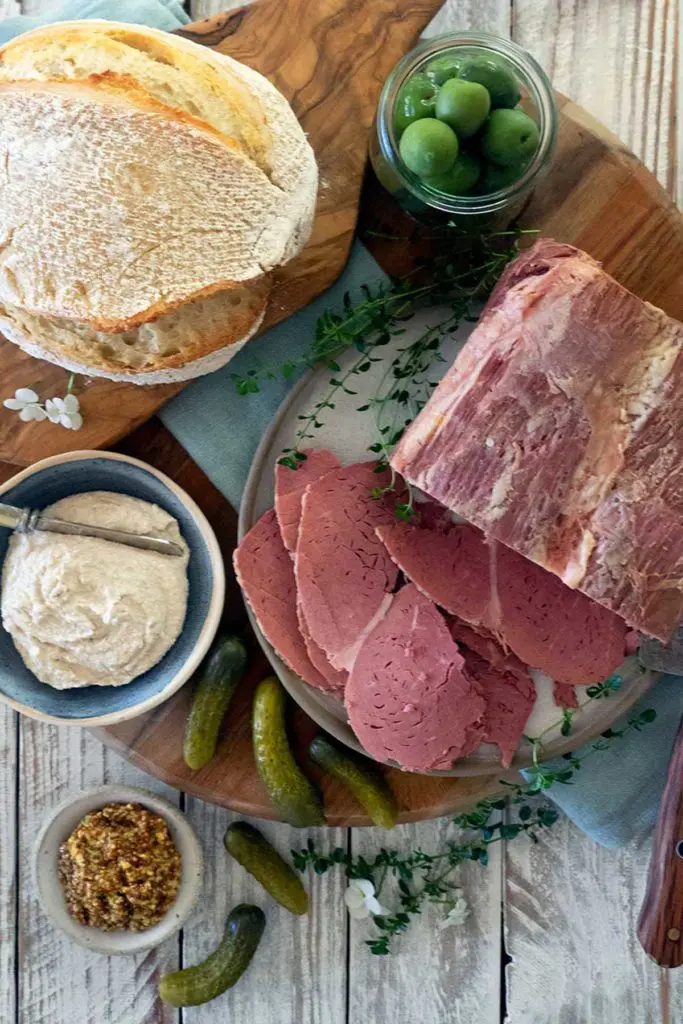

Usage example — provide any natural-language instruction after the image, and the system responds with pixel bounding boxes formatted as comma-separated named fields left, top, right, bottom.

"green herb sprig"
left=233, top=228, right=536, bottom=493
left=294, top=684, right=656, bottom=956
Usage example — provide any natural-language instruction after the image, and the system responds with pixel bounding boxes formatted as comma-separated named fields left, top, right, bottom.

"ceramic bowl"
left=34, top=785, right=203, bottom=955
left=0, top=450, right=225, bottom=726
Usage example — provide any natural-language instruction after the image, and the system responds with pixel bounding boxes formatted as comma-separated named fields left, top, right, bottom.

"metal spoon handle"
left=34, top=514, right=185, bottom=557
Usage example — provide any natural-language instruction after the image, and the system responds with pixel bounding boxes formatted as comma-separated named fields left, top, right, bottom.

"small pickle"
left=225, top=821, right=308, bottom=915
left=159, top=904, right=265, bottom=1007
left=184, top=634, right=248, bottom=770
left=252, top=676, right=325, bottom=827
left=309, top=733, right=398, bottom=829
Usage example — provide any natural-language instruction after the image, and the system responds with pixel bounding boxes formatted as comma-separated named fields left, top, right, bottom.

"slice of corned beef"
left=553, top=683, right=579, bottom=709
left=451, top=618, right=576, bottom=711
left=460, top=649, right=535, bottom=768
left=295, top=462, right=401, bottom=672
left=391, top=239, right=683, bottom=642
left=377, top=513, right=628, bottom=685
left=233, top=509, right=330, bottom=692
left=296, top=596, right=348, bottom=696
left=274, top=448, right=341, bottom=553
left=345, top=584, right=485, bottom=771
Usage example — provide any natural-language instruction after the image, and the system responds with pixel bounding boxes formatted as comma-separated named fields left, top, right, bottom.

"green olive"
left=424, top=151, right=481, bottom=196
left=458, top=56, right=520, bottom=109
left=393, top=73, right=438, bottom=136
left=480, top=158, right=530, bottom=193
left=398, top=117, right=459, bottom=178
left=435, top=78, right=491, bottom=137
left=424, top=51, right=462, bottom=87
left=481, top=108, right=540, bottom=166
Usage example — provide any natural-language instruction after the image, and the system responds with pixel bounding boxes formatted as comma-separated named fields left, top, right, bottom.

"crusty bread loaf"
left=0, top=22, right=272, bottom=172
left=0, top=278, right=269, bottom=384
left=0, top=22, right=318, bottom=385
left=0, top=76, right=302, bottom=329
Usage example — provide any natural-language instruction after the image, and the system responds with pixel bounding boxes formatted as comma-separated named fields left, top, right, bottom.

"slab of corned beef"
left=296, top=596, right=348, bottom=696
left=274, top=448, right=341, bottom=553
left=233, top=509, right=332, bottom=693
left=295, top=462, right=401, bottom=673
left=459, top=649, right=535, bottom=769
left=391, top=239, right=683, bottom=642
left=377, top=511, right=628, bottom=685
left=345, top=585, right=486, bottom=771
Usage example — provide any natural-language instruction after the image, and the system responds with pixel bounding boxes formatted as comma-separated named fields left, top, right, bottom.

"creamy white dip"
left=1, top=491, right=189, bottom=689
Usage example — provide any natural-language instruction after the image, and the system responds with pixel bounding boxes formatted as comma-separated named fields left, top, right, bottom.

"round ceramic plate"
left=240, top=312, right=656, bottom=775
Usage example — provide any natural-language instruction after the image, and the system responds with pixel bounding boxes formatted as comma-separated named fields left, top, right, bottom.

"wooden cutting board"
left=0, top=0, right=444, bottom=466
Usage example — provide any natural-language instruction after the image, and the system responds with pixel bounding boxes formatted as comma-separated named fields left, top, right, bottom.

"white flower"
left=438, top=890, right=470, bottom=930
left=3, top=388, right=47, bottom=422
left=45, top=394, right=83, bottom=431
left=344, top=878, right=390, bottom=920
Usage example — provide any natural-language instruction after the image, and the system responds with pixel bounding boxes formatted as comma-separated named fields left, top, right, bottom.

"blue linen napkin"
left=0, top=0, right=189, bottom=45
left=3, top=4, right=681, bottom=849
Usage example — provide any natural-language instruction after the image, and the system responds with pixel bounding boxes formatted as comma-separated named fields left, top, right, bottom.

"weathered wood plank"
left=190, top=0, right=252, bottom=17
left=348, top=820, right=503, bottom=1024
left=17, top=722, right=181, bottom=1024
left=0, top=706, right=17, bottom=1024
left=181, top=800, right=347, bottom=1024
left=504, top=813, right=683, bottom=1022
left=513, top=0, right=680, bottom=194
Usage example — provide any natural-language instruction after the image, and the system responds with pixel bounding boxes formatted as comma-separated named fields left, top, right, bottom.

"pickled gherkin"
left=159, top=904, right=265, bottom=1007
left=252, top=676, right=325, bottom=827
left=225, top=821, right=308, bottom=915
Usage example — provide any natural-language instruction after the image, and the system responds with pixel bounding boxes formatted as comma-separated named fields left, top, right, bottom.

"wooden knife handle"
left=638, top=716, right=683, bottom=967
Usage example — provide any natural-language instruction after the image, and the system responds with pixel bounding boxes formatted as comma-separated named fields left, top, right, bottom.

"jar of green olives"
left=370, top=32, right=558, bottom=227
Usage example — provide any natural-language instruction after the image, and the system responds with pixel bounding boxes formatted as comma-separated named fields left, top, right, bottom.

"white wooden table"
left=0, top=1, right=681, bottom=1021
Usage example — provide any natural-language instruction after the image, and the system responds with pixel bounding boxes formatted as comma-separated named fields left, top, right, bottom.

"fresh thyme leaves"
left=294, top=684, right=657, bottom=956
left=233, top=228, right=535, bottom=506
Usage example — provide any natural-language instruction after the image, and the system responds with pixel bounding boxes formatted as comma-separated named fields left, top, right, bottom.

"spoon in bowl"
left=0, top=501, right=185, bottom=557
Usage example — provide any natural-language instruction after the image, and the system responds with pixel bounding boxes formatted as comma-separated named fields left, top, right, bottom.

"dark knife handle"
left=637, top=716, right=683, bottom=967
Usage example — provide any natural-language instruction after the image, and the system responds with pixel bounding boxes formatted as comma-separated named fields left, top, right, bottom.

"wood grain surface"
left=0, top=0, right=443, bottom=466
left=1, top=2, right=682, bottom=1024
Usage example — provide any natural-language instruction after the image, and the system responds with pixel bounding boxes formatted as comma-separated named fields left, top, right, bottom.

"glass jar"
left=370, top=31, right=558, bottom=228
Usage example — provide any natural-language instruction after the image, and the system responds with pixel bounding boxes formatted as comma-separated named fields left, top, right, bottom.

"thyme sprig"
left=233, top=228, right=535, bottom=486
left=294, top=682, right=656, bottom=956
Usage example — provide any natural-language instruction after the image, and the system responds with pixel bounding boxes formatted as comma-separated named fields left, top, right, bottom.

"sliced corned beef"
left=233, top=509, right=330, bottom=692
left=377, top=513, right=628, bottom=685
left=296, top=597, right=348, bottom=696
left=553, top=683, right=579, bottom=709
left=391, top=239, right=683, bottom=641
left=274, top=448, right=341, bottom=553
left=345, top=584, right=485, bottom=772
left=460, top=649, right=535, bottom=768
left=295, top=462, right=401, bottom=672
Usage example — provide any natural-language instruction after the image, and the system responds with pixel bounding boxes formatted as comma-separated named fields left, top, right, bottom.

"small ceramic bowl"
left=0, top=450, right=225, bottom=726
left=34, top=785, right=203, bottom=955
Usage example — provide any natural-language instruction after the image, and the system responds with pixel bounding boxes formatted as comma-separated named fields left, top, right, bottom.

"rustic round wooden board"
left=4, top=20, right=681, bottom=824
left=94, top=88, right=683, bottom=825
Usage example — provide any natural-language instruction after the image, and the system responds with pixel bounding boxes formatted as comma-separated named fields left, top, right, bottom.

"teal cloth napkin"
left=3, top=4, right=681, bottom=849
left=0, top=0, right=189, bottom=44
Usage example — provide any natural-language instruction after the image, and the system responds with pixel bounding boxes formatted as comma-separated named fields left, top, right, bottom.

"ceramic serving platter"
left=240, top=308, right=656, bottom=777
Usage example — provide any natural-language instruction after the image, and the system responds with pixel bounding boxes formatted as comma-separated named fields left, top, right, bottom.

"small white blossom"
left=3, top=388, right=47, bottom=422
left=344, top=878, right=390, bottom=920
left=45, top=394, right=83, bottom=431
left=438, top=890, right=470, bottom=930
left=3, top=386, right=82, bottom=430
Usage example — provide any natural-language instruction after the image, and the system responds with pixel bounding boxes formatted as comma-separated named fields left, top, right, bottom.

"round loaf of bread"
left=0, top=21, right=317, bottom=384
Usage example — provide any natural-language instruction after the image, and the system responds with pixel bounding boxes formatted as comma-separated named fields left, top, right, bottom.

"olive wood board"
left=0, top=0, right=444, bottom=466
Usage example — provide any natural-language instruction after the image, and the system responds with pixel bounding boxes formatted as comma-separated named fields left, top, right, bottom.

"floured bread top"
left=0, top=77, right=297, bottom=329
left=0, top=22, right=318, bottom=336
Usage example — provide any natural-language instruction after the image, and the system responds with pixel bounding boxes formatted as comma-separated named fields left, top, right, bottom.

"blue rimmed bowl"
left=0, top=451, right=225, bottom=726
